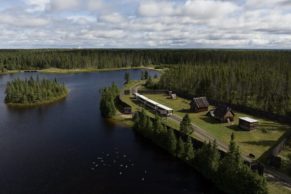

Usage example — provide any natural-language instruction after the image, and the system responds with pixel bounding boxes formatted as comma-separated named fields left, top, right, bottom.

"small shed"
left=208, top=105, right=235, bottom=123
left=239, top=117, right=258, bottom=131
left=190, top=97, right=209, bottom=112
left=170, top=93, right=177, bottom=100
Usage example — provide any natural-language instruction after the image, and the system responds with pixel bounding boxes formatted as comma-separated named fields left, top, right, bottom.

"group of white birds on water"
left=90, top=148, right=148, bottom=181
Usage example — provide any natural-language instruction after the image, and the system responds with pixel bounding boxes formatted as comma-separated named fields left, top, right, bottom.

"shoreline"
left=6, top=92, right=68, bottom=108
left=40, top=66, right=164, bottom=74
left=0, top=66, right=164, bottom=75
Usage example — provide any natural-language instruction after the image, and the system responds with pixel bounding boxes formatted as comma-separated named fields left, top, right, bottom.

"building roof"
left=134, top=93, right=173, bottom=111
left=239, top=117, right=258, bottom=123
left=213, top=105, right=234, bottom=118
left=192, top=97, right=209, bottom=108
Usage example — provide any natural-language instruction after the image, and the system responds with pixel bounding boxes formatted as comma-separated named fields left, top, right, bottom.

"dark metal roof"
left=213, top=105, right=235, bottom=119
left=191, top=97, right=209, bottom=108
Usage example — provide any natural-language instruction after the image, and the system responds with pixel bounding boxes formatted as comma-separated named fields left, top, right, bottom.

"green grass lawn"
left=268, top=182, right=291, bottom=194
left=278, top=140, right=291, bottom=177
left=144, top=93, right=290, bottom=159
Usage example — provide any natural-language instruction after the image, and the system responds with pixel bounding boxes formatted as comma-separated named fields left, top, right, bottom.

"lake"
left=0, top=70, right=220, bottom=194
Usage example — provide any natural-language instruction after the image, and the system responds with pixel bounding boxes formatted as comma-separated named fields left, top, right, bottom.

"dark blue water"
left=0, top=70, right=220, bottom=194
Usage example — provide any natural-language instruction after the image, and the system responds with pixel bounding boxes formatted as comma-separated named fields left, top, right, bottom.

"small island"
left=5, top=77, right=68, bottom=107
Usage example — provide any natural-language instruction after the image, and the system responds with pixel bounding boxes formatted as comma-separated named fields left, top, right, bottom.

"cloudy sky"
left=0, top=0, right=291, bottom=48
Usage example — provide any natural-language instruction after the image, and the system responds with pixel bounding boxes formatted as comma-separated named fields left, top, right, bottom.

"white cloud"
left=25, top=0, right=50, bottom=12
left=99, top=13, right=126, bottom=23
left=50, top=0, right=80, bottom=11
left=1, top=0, right=291, bottom=48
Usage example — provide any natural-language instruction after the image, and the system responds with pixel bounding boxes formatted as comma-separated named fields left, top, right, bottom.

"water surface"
left=0, top=70, right=220, bottom=194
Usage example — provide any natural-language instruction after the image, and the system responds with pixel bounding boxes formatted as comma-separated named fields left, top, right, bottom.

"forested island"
left=5, top=77, right=68, bottom=107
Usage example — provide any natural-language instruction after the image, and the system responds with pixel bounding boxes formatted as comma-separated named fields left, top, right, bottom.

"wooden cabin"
left=239, top=117, right=258, bottom=131
left=208, top=105, right=235, bottom=123
left=190, top=97, right=209, bottom=112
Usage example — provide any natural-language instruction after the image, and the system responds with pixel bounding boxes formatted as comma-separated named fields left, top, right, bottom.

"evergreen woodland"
left=5, top=77, right=67, bottom=105
left=133, top=110, right=268, bottom=194
left=99, top=83, right=119, bottom=118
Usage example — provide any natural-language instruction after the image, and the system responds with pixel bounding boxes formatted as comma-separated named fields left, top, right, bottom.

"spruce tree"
left=176, top=136, right=185, bottom=158
left=185, top=136, right=195, bottom=161
left=167, top=128, right=177, bottom=154
left=180, top=114, right=193, bottom=135
left=124, top=72, right=130, bottom=84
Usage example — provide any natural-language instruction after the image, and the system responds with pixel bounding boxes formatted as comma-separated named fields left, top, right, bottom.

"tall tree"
left=124, top=72, right=130, bottom=84
left=167, top=128, right=177, bottom=154
left=184, top=136, right=195, bottom=161
left=180, top=114, right=193, bottom=135
left=176, top=136, right=185, bottom=158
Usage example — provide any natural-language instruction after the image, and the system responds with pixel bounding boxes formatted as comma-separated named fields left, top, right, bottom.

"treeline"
left=1, top=49, right=291, bottom=71
left=133, top=110, right=268, bottom=194
left=158, top=64, right=291, bottom=116
left=5, top=77, right=67, bottom=105
left=99, top=83, right=119, bottom=118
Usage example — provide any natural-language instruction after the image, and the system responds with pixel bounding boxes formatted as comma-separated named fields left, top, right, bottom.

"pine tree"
left=180, top=114, right=193, bottom=135
left=167, top=128, right=177, bottom=154
left=185, top=136, right=195, bottom=161
left=124, top=72, right=130, bottom=84
left=176, top=137, right=185, bottom=158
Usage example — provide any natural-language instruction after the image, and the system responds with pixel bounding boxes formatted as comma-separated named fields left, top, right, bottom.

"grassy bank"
left=6, top=92, right=68, bottom=108
left=143, top=93, right=290, bottom=159
left=268, top=182, right=291, bottom=194
left=118, top=81, right=291, bottom=194
left=0, top=70, right=20, bottom=75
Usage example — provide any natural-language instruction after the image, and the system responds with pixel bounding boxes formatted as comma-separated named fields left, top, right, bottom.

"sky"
left=0, top=0, right=291, bottom=48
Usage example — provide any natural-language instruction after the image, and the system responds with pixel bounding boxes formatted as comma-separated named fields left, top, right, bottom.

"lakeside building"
left=134, top=93, right=173, bottom=116
left=239, top=117, right=258, bottom=130
left=190, top=97, right=209, bottom=112
left=208, top=105, right=235, bottom=123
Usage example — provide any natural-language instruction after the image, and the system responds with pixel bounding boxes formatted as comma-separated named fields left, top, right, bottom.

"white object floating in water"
left=123, top=155, right=127, bottom=158
left=125, top=165, right=128, bottom=168
left=120, top=164, right=123, bottom=167
left=119, top=172, right=123, bottom=175
left=141, top=178, right=144, bottom=181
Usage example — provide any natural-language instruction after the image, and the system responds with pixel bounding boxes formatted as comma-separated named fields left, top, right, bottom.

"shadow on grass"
left=178, top=109, right=192, bottom=113
left=257, top=122, right=290, bottom=132
left=200, top=116, right=221, bottom=124
left=227, top=125, right=246, bottom=132
left=242, top=140, right=276, bottom=147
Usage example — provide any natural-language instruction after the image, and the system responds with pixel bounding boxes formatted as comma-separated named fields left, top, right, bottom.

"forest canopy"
left=1, top=49, right=291, bottom=70
left=158, top=63, right=291, bottom=116
left=5, top=77, right=68, bottom=106
left=1, top=49, right=291, bottom=116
